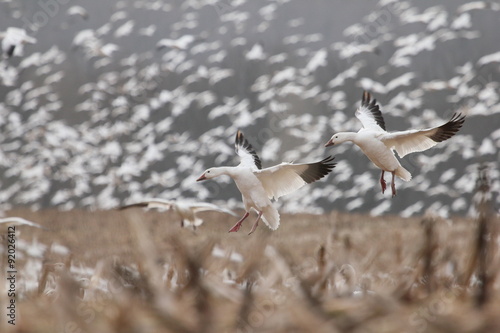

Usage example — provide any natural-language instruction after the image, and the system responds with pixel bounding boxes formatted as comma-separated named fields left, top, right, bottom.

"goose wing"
left=119, top=199, right=175, bottom=210
left=0, top=217, right=48, bottom=230
left=381, top=113, right=465, bottom=158
left=235, top=130, right=262, bottom=170
left=255, top=156, right=336, bottom=200
left=189, top=202, right=238, bottom=216
left=355, top=91, right=386, bottom=131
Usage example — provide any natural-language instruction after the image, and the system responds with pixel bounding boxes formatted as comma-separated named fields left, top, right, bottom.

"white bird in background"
left=0, top=27, right=37, bottom=59
left=0, top=1, right=495, bottom=217
left=325, top=91, right=465, bottom=197
left=156, top=35, right=196, bottom=50
left=245, top=42, right=266, bottom=61
left=477, top=51, right=500, bottom=67
left=0, top=217, right=48, bottom=230
left=197, top=131, right=336, bottom=235
left=119, top=198, right=237, bottom=230
left=66, top=6, right=89, bottom=20
left=457, top=1, right=500, bottom=14
left=72, top=31, right=118, bottom=59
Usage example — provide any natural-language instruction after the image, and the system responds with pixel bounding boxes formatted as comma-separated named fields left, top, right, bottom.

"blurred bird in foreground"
left=119, top=198, right=237, bottom=230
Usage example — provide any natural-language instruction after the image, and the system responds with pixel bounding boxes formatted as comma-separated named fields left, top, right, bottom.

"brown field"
left=1, top=208, right=499, bottom=333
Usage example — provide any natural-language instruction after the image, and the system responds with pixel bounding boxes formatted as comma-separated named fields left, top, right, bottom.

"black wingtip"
left=429, top=113, right=466, bottom=142
left=235, top=130, right=263, bottom=170
left=299, top=156, right=336, bottom=184
left=235, top=130, right=244, bottom=146
left=362, top=91, right=370, bottom=105
left=6, top=44, right=15, bottom=58
left=361, top=91, right=386, bottom=131
left=118, top=203, right=148, bottom=210
left=320, top=155, right=336, bottom=167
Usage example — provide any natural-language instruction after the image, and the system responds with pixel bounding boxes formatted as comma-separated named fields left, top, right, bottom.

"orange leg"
left=380, top=171, right=387, bottom=194
left=228, top=212, right=249, bottom=233
left=391, top=171, right=397, bottom=197
left=248, top=212, right=263, bottom=235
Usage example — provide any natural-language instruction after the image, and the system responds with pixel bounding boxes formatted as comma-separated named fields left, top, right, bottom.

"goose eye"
left=207, top=171, right=211, bottom=173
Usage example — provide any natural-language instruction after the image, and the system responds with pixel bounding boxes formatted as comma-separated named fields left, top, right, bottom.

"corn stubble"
left=4, top=174, right=500, bottom=332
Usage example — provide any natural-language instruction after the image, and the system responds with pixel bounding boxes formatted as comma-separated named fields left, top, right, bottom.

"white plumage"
left=156, top=35, right=196, bottom=50
left=0, top=27, right=37, bottom=59
left=325, top=91, right=465, bottom=197
left=197, top=131, right=336, bottom=234
left=67, top=6, right=89, bottom=20
left=119, top=198, right=237, bottom=230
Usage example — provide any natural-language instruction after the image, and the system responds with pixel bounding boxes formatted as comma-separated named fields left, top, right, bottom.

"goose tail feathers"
left=396, top=166, right=412, bottom=182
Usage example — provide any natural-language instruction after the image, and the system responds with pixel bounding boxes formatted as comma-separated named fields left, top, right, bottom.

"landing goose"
left=325, top=91, right=465, bottom=197
left=119, top=199, right=237, bottom=229
left=197, top=131, right=336, bottom=234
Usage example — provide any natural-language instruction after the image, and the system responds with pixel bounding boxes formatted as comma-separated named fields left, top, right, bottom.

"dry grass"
left=1, top=204, right=499, bottom=333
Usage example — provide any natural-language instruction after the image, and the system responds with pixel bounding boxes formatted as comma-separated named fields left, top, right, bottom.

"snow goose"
left=156, top=35, right=196, bottom=50
left=197, top=131, right=336, bottom=235
left=325, top=91, right=465, bottom=197
left=119, top=199, right=237, bottom=230
left=67, top=6, right=89, bottom=20
left=0, top=28, right=37, bottom=59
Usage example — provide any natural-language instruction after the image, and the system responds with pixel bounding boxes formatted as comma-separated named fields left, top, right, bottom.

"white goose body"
left=226, top=166, right=279, bottom=229
left=326, top=91, right=465, bottom=196
left=197, top=131, right=335, bottom=234
left=351, top=130, right=408, bottom=180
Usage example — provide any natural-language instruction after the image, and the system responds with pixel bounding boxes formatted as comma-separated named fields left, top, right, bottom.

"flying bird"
left=119, top=198, right=237, bottom=230
left=0, top=27, right=37, bottom=59
left=197, top=131, right=336, bottom=235
left=156, top=35, right=196, bottom=50
left=67, top=5, right=89, bottom=20
left=325, top=91, right=465, bottom=197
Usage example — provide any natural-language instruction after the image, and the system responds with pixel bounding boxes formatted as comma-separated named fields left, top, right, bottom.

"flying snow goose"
left=119, top=199, right=237, bottom=230
left=67, top=6, right=89, bottom=20
left=196, top=131, right=336, bottom=235
left=156, top=35, right=196, bottom=50
left=0, top=28, right=37, bottom=59
left=325, top=91, right=465, bottom=197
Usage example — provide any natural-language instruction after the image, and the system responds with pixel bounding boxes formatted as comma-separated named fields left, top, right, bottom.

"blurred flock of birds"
left=0, top=0, right=499, bottom=218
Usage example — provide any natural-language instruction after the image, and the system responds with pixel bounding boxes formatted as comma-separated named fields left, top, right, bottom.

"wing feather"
left=0, top=217, right=47, bottom=229
left=119, top=199, right=175, bottom=210
left=381, top=113, right=465, bottom=158
left=190, top=202, right=238, bottom=216
left=235, top=130, right=262, bottom=169
left=355, top=91, right=386, bottom=131
left=119, top=199, right=237, bottom=217
left=255, top=156, right=336, bottom=200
